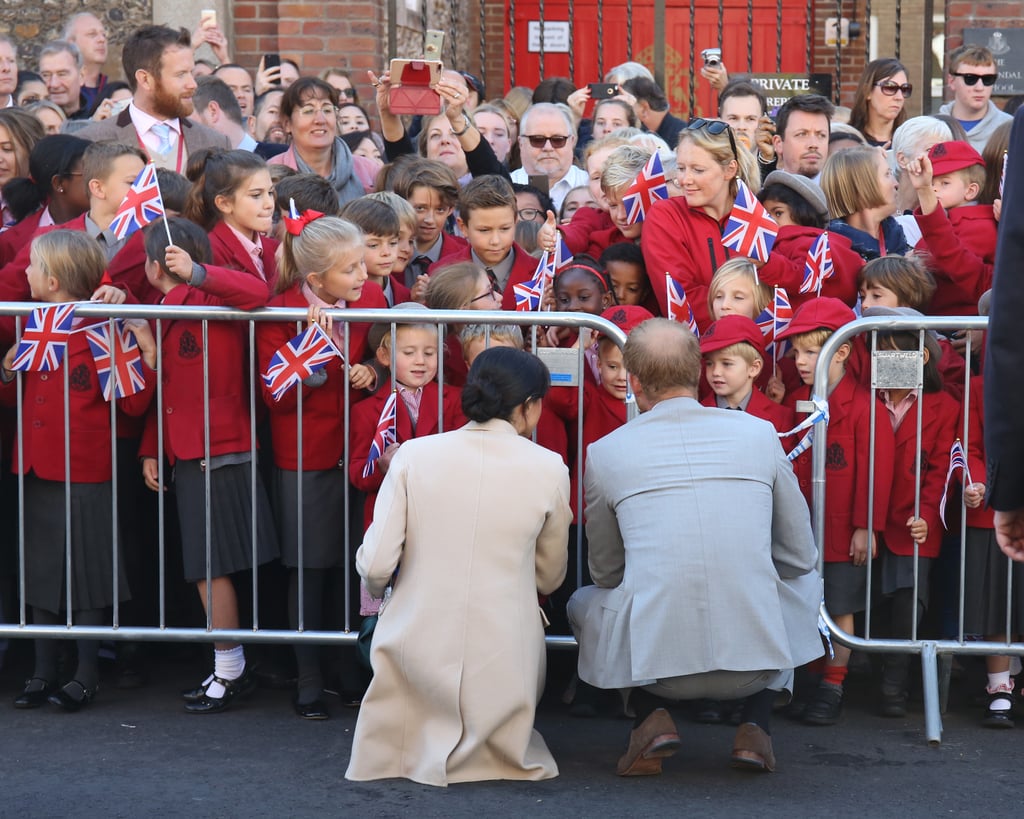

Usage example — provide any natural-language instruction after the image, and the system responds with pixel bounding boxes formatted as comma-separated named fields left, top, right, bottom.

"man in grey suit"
left=569, top=319, right=823, bottom=776
left=76, top=25, right=229, bottom=170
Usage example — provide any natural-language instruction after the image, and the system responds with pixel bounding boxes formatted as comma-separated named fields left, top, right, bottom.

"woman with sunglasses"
left=641, top=118, right=794, bottom=330
left=849, top=58, right=912, bottom=149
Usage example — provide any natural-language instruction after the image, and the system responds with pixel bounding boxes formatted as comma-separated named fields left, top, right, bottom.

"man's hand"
left=995, top=509, right=1024, bottom=562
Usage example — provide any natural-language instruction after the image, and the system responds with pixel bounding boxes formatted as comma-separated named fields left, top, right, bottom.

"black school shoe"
left=14, top=678, right=55, bottom=709
left=803, top=684, right=843, bottom=726
left=983, top=689, right=1015, bottom=729
left=184, top=665, right=258, bottom=714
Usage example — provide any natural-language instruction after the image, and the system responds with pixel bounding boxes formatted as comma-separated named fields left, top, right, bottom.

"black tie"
left=485, top=268, right=497, bottom=287
left=407, top=256, right=432, bottom=287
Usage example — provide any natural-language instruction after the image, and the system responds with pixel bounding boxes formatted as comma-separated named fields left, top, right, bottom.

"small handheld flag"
left=11, top=303, right=76, bottom=372
left=721, top=179, right=778, bottom=262
left=799, top=231, right=834, bottom=296
left=665, top=273, right=698, bottom=336
left=515, top=250, right=557, bottom=311
left=85, top=321, right=147, bottom=400
left=755, top=286, right=793, bottom=370
left=109, top=163, right=166, bottom=240
left=552, top=235, right=574, bottom=277
left=940, top=438, right=975, bottom=527
left=362, top=391, right=398, bottom=479
left=622, top=152, right=669, bottom=225
left=262, top=323, right=340, bottom=402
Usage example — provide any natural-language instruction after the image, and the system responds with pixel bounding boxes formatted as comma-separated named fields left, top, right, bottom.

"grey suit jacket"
left=569, top=396, right=823, bottom=690
left=75, top=108, right=230, bottom=158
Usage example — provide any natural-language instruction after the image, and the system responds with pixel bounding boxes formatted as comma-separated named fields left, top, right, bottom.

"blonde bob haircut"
left=821, top=145, right=888, bottom=220
left=601, top=144, right=654, bottom=194
left=30, top=230, right=107, bottom=300
left=426, top=261, right=487, bottom=311
left=707, top=257, right=772, bottom=317
left=276, top=216, right=363, bottom=293
left=677, top=123, right=761, bottom=196
left=583, top=134, right=631, bottom=165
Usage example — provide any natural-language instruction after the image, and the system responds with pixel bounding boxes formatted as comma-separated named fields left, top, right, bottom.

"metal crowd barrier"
left=0, top=304, right=627, bottom=650
left=812, top=314, right=1003, bottom=746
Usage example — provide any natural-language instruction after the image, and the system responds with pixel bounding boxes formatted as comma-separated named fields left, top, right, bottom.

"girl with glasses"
left=849, top=58, right=912, bottom=149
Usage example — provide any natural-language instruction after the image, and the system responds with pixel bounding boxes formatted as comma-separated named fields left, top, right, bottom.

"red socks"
left=822, top=664, right=849, bottom=688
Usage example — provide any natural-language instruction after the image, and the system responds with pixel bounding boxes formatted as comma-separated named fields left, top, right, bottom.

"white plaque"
left=528, top=21, right=571, bottom=53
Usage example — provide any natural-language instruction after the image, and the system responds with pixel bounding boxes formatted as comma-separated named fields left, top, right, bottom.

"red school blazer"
left=138, top=264, right=269, bottom=464
left=787, top=373, right=895, bottom=563
left=256, top=282, right=386, bottom=471
left=4, top=317, right=155, bottom=483
left=701, top=386, right=796, bottom=436
left=209, top=221, right=280, bottom=292
left=348, top=381, right=465, bottom=528
left=881, top=389, right=960, bottom=559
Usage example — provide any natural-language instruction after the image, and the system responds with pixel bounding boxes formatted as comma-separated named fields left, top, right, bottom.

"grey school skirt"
left=23, top=474, right=130, bottom=614
left=823, top=560, right=868, bottom=617
left=272, top=467, right=346, bottom=569
left=174, top=458, right=279, bottom=582
left=962, top=527, right=1024, bottom=635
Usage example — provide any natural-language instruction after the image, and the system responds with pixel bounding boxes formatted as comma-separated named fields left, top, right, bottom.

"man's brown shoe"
left=731, top=722, right=776, bottom=772
left=616, top=707, right=681, bottom=776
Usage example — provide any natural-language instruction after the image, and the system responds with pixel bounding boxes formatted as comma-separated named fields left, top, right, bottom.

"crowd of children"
left=0, top=121, right=1008, bottom=730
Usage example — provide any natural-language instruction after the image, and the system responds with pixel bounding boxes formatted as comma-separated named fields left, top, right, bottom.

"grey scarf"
left=294, top=137, right=365, bottom=206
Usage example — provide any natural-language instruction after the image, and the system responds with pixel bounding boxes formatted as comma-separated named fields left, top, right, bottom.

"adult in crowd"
left=849, top=58, right=911, bottom=148
left=590, top=98, right=636, bottom=140
left=77, top=25, right=229, bottom=172
left=268, top=77, right=378, bottom=204
left=14, top=71, right=46, bottom=107
left=986, top=108, right=1024, bottom=562
left=25, top=100, right=66, bottom=135
left=511, top=102, right=588, bottom=210
left=64, top=12, right=109, bottom=111
left=319, top=67, right=358, bottom=104
left=889, top=116, right=954, bottom=243
left=38, top=41, right=89, bottom=121
left=337, top=102, right=370, bottom=134
left=719, top=81, right=771, bottom=155
left=621, top=76, right=686, bottom=148
left=604, top=61, right=655, bottom=85
left=213, top=64, right=256, bottom=124
left=253, top=89, right=286, bottom=143
left=471, top=103, right=514, bottom=165
left=569, top=319, right=822, bottom=776
left=940, top=44, right=1012, bottom=152
left=772, top=94, right=834, bottom=181
left=0, top=109, right=45, bottom=226
left=191, top=76, right=286, bottom=159
left=0, top=36, right=17, bottom=109
left=346, top=347, right=571, bottom=786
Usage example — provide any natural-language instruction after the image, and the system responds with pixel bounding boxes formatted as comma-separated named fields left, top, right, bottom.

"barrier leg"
left=921, top=641, right=942, bottom=746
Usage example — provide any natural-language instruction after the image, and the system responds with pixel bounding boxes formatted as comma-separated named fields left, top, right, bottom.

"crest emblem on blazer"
left=69, top=363, right=92, bottom=392
left=825, top=442, right=847, bottom=470
left=179, top=329, right=201, bottom=359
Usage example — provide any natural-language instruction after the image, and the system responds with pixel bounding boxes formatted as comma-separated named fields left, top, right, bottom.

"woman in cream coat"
left=345, top=348, right=572, bottom=787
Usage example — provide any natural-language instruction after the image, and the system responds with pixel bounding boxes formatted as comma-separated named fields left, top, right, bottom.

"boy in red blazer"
left=777, top=297, right=895, bottom=726
left=428, top=175, right=539, bottom=310
left=699, top=314, right=795, bottom=435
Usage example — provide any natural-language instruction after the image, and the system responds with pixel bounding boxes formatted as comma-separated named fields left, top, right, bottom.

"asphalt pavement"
left=1, top=643, right=1021, bottom=818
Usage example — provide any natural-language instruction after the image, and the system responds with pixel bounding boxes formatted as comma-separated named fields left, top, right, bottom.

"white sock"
left=207, top=646, right=245, bottom=699
left=987, top=670, right=1013, bottom=710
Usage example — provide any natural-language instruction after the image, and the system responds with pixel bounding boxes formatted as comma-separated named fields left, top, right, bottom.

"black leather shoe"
left=14, top=678, right=55, bottom=709
left=184, top=665, right=257, bottom=714
left=48, top=680, right=96, bottom=712
left=803, top=685, right=843, bottom=726
left=693, top=698, right=724, bottom=724
left=880, top=689, right=907, bottom=718
left=295, top=698, right=330, bottom=720
left=181, top=675, right=212, bottom=703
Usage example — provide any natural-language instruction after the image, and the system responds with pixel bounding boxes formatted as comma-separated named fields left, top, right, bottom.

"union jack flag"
left=362, top=391, right=398, bottom=479
left=621, top=151, right=669, bottom=225
left=799, top=231, right=834, bottom=295
left=665, top=273, right=698, bottom=337
left=85, top=321, right=147, bottom=400
left=755, top=286, right=793, bottom=357
left=109, top=163, right=166, bottom=240
left=721, top=179, right=778, bottom=262
left=262, top=323, right=339, bottom=402
left=940, top=438, right=975, bottom=527
left=514, top=251, right=558, bottom=311
left=11, top=303, right=76, bottom=372
left=552, top=235, right=574, bottom=277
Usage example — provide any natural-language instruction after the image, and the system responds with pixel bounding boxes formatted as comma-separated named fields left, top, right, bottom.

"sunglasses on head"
left=875, top=80, right=913, bottom=97
left=952, top=71, right=998, bottom=87
left=523, top=134, right=570, bottom=149
left=685, top=118, right=738, bottom=161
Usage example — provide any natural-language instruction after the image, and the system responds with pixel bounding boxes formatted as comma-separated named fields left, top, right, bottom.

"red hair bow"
left=283, top=199, right=325, bottom=236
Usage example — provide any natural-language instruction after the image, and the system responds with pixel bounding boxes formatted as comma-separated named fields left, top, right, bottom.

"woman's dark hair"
left=757, top=181, right=826, bottom=228
left=183, top=148, right=269, bottom=229
left=462, top=347, right=550, bottom=422
left=849, top=58, right=910, bottom=137
left=3, top=134, right=90, bottom=223
left=280, top=77, right=339, bottom=120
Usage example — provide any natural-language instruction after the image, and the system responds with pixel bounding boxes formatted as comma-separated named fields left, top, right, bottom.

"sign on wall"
left=964, top=28, right=1024, bottom=96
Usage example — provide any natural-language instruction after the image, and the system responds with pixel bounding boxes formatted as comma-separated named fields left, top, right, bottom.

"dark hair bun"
left=461, top=347, right=550, bottom=423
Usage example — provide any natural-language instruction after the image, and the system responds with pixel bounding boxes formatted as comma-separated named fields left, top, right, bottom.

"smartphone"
left=588, top=82, right=618, bottom=98
left=263, top=53, right=282, bottom=85
left=200, top=9, right=217, bottom=29
left=528, top=174, right=550, bottom=196
left=701, top=48, right=722, bottom=67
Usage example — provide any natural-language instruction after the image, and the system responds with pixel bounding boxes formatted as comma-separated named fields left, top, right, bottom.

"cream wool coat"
left=344, top=419, right=571, bottom=787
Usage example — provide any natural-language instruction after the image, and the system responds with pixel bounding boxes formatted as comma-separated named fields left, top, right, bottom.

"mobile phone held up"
left=588, top=83, right=618, bottom=99
left=701, top=48, right=722, bottom=67
left=263, top=53, right=282, bottom=85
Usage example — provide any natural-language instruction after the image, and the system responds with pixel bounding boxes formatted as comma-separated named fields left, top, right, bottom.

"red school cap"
left=598, top=304, right=655, bottom=339
left=699, top=314, right=766, bottom=359
left=777, top=297, right=856, bottom=340
left=927, top=141, right=985, bottom=177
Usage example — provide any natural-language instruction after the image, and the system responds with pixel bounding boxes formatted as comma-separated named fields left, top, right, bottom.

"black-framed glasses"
left=523, top=134, right=570, bottom=149
left=517, top=207, right=544, bottom=221
left=469, top=285, right=498, bottom=303
left=337, top=87, right=356, bottom=99
left=875, top=80, right=913, bottom=97
left=685, top=118, right=738, bottom=161
left=951, top=72, right=998, bottom=87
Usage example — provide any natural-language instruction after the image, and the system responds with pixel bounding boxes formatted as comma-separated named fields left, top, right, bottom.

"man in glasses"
left=940, top=44, right=1011, bottom=153
left=510, top=102, right=588, bottom=211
